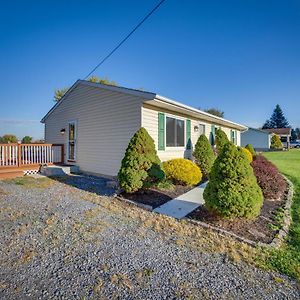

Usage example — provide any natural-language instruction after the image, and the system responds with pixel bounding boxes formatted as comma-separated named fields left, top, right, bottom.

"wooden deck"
left=0, top=143, right=64, bottom=179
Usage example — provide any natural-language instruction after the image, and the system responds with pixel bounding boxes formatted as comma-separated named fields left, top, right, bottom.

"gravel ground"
left=0, top=175, right=299, bottom=299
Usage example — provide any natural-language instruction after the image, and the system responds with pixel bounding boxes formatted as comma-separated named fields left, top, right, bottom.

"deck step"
left=40, top=165, right=79, bottom=176
left=0, top=170, right=24, bottom=179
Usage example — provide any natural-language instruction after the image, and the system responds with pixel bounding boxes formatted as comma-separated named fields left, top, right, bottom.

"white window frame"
left=165, top=114, right=186, bottom=150
left=68, top=120, right=77, bottom=161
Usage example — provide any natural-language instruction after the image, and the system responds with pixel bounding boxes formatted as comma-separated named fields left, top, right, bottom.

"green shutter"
left=158, top=112, right=165, bottom=150
left=186, top=119, right=191, bottom=149
left=230, top=130, right=235, bottom=144
left=211, top=125, right=216, bottom=145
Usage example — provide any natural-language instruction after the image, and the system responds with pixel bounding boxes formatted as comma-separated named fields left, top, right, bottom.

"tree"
left=270, top=134, right=283, bottom=149
left=54, top=87, right=69, bottom=102
left=1, top=134, right=18, bottom=143
left=262, top=104, right=289, bottom=129
left=21, top=136, right=32, bottom=144
left=291, top=129, right=298, bottom=142
left=118, top=127, right=164, bottom=193
left=54, top=76, right=118, bottom=102
left=88, top=76, right=117, bottom=86
left=215, top=128, right=229, bottom=153
left=245, top=144, right=256, bottom=157
left=204, top=108, right=224, bottom=118
left=193, top=134, right=215, bottom=178
left=203, top=142, right=263, bottom=219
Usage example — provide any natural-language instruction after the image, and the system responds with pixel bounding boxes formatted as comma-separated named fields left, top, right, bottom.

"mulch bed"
left=188, top=192, right=288, bottom=244
left=121, top=185, right=194, bottom=209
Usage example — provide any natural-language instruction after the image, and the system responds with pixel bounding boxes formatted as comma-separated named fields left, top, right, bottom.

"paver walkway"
left=154, top=182, right=207, bottom=219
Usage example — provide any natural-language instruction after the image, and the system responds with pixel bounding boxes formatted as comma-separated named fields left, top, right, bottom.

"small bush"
left=204, top=142, right=263, bottom=219
left=193, top=134, right=215, bottom=178
left=215, top=128, right=229, bottom=153
left=271, top=134, right=283, bottom=149
left=239, top=147, right=253, bottom=163
left=163, top=158, right=202, bottom=186
left=251, top=155, right=286, bottom=200
left=118, top=127, right=164, bottom=193
left=245, top=144, right=256, bottom=157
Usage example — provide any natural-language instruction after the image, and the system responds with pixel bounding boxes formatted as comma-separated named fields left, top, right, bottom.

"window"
left=166, top=116, right=185, bottom=147
left=199, top=124, right=205, bottom=135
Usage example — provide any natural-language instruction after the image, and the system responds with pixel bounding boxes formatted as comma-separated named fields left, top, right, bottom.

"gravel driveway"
left=0, top=175, right=299, bottom=299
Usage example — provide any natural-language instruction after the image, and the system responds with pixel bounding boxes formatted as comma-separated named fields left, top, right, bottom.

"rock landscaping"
left=0, top=175, right=299, bottom=299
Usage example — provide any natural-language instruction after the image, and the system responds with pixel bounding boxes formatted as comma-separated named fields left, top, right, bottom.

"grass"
left=4, top=176, right=54, bottom=189
left=263, top=149, right=300, bottom=280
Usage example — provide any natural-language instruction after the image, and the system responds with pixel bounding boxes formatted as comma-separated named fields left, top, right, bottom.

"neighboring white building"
left=241, top=127, right=272, bottom=151
left=262, top=128, right=292, bottom=149
left=41, top=80, right=247, bottom=177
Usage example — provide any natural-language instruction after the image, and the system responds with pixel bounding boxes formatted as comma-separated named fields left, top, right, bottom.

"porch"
left=0, top=143, right=64, bottom=179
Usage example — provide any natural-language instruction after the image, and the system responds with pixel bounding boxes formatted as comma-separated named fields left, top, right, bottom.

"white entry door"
left=68, top=121, right=77, bottom=161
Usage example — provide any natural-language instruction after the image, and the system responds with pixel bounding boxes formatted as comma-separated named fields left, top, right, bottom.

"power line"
left=83, top=0, right=167, bottom=79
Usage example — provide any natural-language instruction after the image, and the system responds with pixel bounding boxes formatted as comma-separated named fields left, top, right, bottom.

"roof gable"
left=263, top=128, right=292, bottom=136
left=41, top=79, right=247, bottom=130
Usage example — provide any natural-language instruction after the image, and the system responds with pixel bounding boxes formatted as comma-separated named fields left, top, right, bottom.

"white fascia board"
left=154, top=95, right=247, bottom=130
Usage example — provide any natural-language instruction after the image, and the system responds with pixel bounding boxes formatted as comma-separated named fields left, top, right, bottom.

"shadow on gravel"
left=49, top=174, right=116, bottom=197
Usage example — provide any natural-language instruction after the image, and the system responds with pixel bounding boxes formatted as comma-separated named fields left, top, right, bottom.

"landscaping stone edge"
left=184, top=175, right=294, bottom=249
left=115, top=195, right=153, bottom=211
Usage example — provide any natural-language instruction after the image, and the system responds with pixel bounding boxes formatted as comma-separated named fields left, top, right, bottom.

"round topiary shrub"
left=118, top=127, right=164, bottom=193
left=271, top=134, right=283, bottom=149
left=239, top=147, right=253, bottom=163
left=245, top=144, right=256, bottom=157
left=203, top=142, right=263, bottom=219
left=193, top=134, right=215, bottom=178
left=215, top=128, right=229, bottom=153
left=163, top=158, right=202, bottom=186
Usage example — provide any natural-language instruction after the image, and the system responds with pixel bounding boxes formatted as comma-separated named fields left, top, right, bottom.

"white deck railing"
left=0, top=143, right=64, bottom=168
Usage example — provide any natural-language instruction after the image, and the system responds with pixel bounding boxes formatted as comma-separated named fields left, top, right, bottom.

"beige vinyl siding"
left=142, top=104, right=242, bottom=161
left=45, top=84, right=143, bottom=176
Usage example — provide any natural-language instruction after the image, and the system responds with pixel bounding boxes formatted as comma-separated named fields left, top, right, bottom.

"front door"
left=68, top=121, right=77, bottom=161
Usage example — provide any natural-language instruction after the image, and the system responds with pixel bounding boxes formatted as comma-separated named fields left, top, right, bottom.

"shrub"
left=251, top=155, right=286, bottom=200
left=239, top=147, right=253, bottom=163
left=215, top=128, right=229, bottom=153
left=245, top=144, right=256, bottom=157
left=271, top=134, right=283, bottom=149
left=163, top=158, right=202, bottom=186
left=118, top=127, right=164, bottom=193
left=193, top=134, right=215, bottom=178
left=203, top=142, right=263, bottom=219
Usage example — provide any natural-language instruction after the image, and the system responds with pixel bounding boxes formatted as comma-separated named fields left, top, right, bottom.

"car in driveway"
left=290, top=141, right=300, bottom=148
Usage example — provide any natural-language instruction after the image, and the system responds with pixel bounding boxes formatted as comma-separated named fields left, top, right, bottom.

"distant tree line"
left=54, top=76, right=117, bottom=102
left=0, top=134, right=44, bottom=144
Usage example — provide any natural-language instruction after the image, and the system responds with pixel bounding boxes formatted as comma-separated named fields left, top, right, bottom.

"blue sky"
left=0, top=0, right=299, bottom=139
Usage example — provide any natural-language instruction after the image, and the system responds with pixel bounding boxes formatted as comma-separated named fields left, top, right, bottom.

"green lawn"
left=263, top=150, right=300, bottom=280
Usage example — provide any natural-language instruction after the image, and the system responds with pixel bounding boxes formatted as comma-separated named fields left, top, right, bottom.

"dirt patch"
left=121, top=185, right=194, bottom=208
left=188, top=195, right=287, bottom=244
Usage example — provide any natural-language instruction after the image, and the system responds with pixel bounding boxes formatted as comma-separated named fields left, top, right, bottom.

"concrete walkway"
left=154, top=182, right=208, bottom=219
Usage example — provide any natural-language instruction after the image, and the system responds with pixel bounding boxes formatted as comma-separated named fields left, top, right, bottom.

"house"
left=41, top=80, right=247, bottom=177
left=262, top=128, right=292, bottom=149
left=241, top=127, right=273, bottom=151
